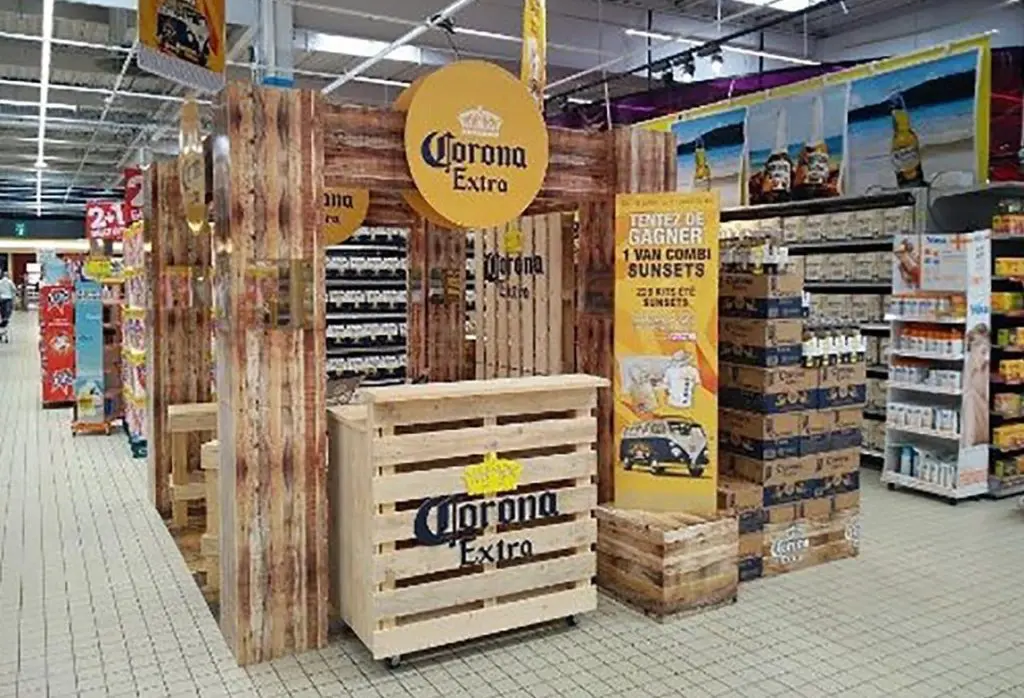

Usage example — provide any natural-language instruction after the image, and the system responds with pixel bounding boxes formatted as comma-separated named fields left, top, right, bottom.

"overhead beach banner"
left=613, top=191, right=719, bottom=516
left=138, top=0, right=226, bottom=93
left=746, top=85, right=846, bottom=204
left=640, top=36, right=991, bottom=204
left=846, top=50, right=980, bottom=195
left=670, top=108, right=746, bottom=208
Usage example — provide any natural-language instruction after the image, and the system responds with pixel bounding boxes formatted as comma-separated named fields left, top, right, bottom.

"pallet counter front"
left=327, top=374, right=607, bottom=665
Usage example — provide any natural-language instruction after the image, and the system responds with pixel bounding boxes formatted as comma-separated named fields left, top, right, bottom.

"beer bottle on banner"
left=889, top=92, right=926, bottom=187
left=692, top=136, right=713, bottom=191
left=762, top=108, right=793, bottom=203
left=795, top=94, right=831, bottom=200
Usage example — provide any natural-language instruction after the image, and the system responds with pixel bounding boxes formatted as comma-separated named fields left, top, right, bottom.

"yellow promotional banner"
left=138, top=0, right=226, bottom=92
left=520, top=0, right=547, bottom=105
left=323, top=188, right=370, bottom=246
left=614, top=191, right=720, bottom=515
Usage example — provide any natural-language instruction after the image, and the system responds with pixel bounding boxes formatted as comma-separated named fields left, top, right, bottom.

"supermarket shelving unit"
left=722, top=191, right=917, bottom=468
left=325, top=228, right=409, bottom=388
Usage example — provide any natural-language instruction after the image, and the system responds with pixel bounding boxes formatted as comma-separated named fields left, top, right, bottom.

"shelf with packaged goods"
left=888, top=382, right=962, bottom=396
left=884, top=315, right=966, bottom=325
left=804, top=281, right=892, bottom=292
left=325, top=229, right=409, bottom=391
left=861, top=323, right=890, bottom=334
left=886, top=424, right=962, bottom=442
left=889, top=349, right=965, bottom=361
left=881, top=470, right=989, bottom=500
left=721, top=191, right=917, bottom=222
left=988, top=475, right=1024, bottom=499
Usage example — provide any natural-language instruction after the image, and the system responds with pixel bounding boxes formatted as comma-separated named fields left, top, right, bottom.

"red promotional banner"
left=85, top=200, right=128, bottom=241
left=123, top=167, right=144, bottom=222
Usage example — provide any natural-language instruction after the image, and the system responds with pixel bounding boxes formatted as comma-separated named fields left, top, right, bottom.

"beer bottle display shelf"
left=325, top=228, right=409, bottom=388
left=880, top=228, right=992, bottom=505
left=720, top=191, right=919, bottom=464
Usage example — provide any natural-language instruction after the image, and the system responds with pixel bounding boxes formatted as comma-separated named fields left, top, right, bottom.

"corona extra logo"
left=404, top=61, right=549, bottom=228
left=459, top=106, right=502, bottom=139
left=462, top=452, right=523, bottom=496
left=770, top=524, right=809, bottom=565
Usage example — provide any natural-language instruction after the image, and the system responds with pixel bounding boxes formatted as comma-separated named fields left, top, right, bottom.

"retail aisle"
left=2, top=310, right=1023, bottom=698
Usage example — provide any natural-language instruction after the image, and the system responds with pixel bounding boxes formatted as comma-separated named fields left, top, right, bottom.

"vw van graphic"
left=619, top=419, right=710, bottom=477
left=157, top=0, right=212, bottom=68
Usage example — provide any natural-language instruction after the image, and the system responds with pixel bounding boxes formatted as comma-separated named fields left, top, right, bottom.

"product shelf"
left=888, top=382, right=962, bottom=396
left=889, top=349, right=965, bottom=361
left=881, top=470, right=988, bottom=500
left=886, top=424, right=962, bottom=442
left=884, top=315, right=966, bottom=325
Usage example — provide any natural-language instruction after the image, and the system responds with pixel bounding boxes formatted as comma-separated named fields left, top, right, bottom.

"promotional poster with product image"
left=613, top=192, right=719, bottom=514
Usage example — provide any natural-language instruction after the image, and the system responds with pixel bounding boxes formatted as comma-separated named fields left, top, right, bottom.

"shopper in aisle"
left=0, top=271, right=17, bottom=328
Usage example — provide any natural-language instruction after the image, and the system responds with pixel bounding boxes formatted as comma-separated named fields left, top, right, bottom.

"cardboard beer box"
left=720, top=409, right=801, bottom=460
left=720, top=364, right=818, bottom=414
left=803, top=255, right=824, bottom=282
left=781, top=216, right=804, bottom=244
left=802, top=214, right=828, bottom=242
left=762, top=508, right=860, bottom=578
left=717, top=477, right=766, bottom=583
left=827, top=408, right=864, bottom=451
left=720, top=318, right=804, bottom=368
left=798, top=410, right=832, bottom=456
left=826, top=212, right=852, bottom=241
left=762, top=469, right=860, bottom=508
left=818, top=364, right=868, bottom=408
left=720, top=272, right=804, bottom=320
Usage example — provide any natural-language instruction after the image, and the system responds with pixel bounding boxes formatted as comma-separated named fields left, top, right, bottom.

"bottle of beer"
left=762, top=108, right=793, bottom=203
left=890, top=92, right=926, bottom=188
left=795, top=94, right=831, bottom=200
left=692, top=136, right=713, bottom=191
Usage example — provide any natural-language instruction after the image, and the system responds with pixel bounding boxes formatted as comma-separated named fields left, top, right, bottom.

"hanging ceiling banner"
left=137, top=0, right=226, bottom=93
left=520, top=0, right=547, bottom=105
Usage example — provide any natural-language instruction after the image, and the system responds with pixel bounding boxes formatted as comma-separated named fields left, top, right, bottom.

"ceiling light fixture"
left=624, top=27, right=820, bottom=66
left=711, top=50, right=725, bottom=75
left=0, top=98, right=76, bottom=112
left=35, top=0, right=55, bottom=217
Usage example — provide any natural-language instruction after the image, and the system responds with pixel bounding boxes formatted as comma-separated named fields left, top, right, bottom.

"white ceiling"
left=0, top=0, right=1013, bottom=215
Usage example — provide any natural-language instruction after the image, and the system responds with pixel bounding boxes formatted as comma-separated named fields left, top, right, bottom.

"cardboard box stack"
left=719, top=262, right=863, bottom=580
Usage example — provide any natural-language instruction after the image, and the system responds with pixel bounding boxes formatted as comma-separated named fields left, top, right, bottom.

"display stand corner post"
left=212, top=82, right=328, bottom=666
left=576, top=128, right=677, bottom=504
left=145, top=159, right=214, bottom=518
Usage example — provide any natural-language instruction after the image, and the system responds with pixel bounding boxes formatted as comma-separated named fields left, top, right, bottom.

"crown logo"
left=501, top=228, right=523, bottom=255
left=458, top=106, right=502, bottom=139
left=462, top=452, right=523, bottom=496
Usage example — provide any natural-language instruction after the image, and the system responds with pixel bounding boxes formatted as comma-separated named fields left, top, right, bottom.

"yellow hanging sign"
left=323, top=188, right=369, bottom=246
left=404, top=61, right=549, bottom=229
left=520, top=0, right=547, bottom=105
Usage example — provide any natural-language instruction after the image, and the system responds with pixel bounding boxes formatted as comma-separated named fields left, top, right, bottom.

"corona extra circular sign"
left=404, top=61, right=549, bottom=229
left=323, top=188, right=369, bottom=245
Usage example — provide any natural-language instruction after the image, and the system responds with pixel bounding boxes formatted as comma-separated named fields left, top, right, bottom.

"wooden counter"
left=327, top=374, right=607, bottom=665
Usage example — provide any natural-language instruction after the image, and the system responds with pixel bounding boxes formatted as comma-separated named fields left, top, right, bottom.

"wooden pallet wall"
left=212, top=83, right=328, bottom=665
left=473, top=212, right=574, bottom=379
left=577, top=129, right=676, bottom=504
left=145, top=158, right=213, bottom=518
left=407, top=220, right=466, bottom=383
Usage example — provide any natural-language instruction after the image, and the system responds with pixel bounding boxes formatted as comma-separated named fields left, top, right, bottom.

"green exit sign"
left=14, top=222, right=26, bottom=237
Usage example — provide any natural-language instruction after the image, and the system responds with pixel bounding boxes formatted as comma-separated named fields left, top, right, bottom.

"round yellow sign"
left=323, top=188, right=370, bottom=245
left=393, top=77, right=465, bottom=230
left=404, top=61, right=549, bottom=229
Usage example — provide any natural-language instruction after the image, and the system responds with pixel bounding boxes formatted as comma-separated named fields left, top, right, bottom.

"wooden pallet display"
left=166, top=402, right=217, bottom=527
left=474, top=212, right=573, bottom=379
left=327, top=375, right=607, bottom=664
left=595, top=507, right=738, bottom=619
left=213, top=83, right=328, bottom=665
left=762, top=509, right=860, bottom=578
left=145, top=158, right=214, bottom=517
left=201, top=439, right=220, bottom=593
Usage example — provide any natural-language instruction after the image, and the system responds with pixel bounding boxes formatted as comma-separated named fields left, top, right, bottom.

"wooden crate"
left=762, top=508, right=860, bottom=578
left=327, top=374, right=606, bottom=664
left=595, top=507, right=738, bottom=620
left=166, top=402, right=217, bottom=527
left=474, top=212, right=573, bottom=379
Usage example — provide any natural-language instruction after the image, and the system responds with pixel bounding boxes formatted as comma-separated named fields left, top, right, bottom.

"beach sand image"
left=671, top=108, right=746, bottom=208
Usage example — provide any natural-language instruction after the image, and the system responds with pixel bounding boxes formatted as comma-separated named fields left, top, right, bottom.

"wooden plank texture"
left=213, top=82, right=327, bottom=665
left=145, top=157, right=214, bottom=518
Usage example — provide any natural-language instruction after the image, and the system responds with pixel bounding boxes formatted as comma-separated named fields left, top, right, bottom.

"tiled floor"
left=2, top=310, right=1024, bottom=698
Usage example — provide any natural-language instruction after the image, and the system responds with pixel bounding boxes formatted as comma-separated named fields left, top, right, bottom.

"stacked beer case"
left=718, top=253, right=862, bottom=580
